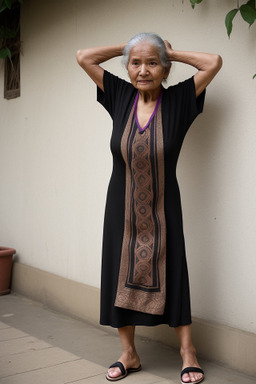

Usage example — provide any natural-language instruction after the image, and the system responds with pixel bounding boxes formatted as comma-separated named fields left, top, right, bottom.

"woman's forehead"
left=129, top=41, right=160, bottom=59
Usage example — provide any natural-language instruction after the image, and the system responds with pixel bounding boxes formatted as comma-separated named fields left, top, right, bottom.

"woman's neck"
left=138, top=86, right=162, bottom=103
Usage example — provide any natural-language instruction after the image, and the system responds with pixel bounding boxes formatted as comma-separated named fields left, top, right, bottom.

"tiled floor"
left=0, top=294, right=255, bottom=384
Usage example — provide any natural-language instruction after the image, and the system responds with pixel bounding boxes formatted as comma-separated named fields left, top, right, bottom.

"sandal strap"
left=181, top=367, right=204, bottom=378
left=109, top=361, right=126, bottom=376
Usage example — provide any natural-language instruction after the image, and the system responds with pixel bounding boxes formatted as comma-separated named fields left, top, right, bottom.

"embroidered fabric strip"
left=114, top=104, right=166, bottom=315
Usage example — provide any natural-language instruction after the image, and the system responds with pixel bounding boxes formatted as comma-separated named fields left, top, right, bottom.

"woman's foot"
left=107, top=349, right=141, bottom=380
left=180, top=347, right=204, bottom=383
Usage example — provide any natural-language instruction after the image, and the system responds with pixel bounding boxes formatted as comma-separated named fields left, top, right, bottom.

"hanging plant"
left=0, top=0, right=23, bottom=61
left=225, top=0, right=256, bottom=37
left=190, top=0, right=256, bottom=78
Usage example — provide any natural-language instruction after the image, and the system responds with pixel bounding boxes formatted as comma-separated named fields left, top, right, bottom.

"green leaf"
left=0, top=25, right=17, bottom=39
left=0, top=47, right=11, bottom=59
left=190, top=0, right=203, bottom=9
left=246, top=0, right=256, bottom=9
left=190, top=0, right=196, bottom=9
left=253, top=73, right=256, bottom=79
left=4, top=0, right=11, bottom=9
left=240, top=4, right=256, bottom=26
left=0, top=0, right=7, bottom=13
left=225, top=8, right=239, bottom=38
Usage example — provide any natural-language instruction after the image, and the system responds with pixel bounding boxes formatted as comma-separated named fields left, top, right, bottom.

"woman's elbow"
left=76, top=49, right=84, bottom=66
left=76, top=49, right=91, bottom=68
left=213, top=54, right=223, bottom=72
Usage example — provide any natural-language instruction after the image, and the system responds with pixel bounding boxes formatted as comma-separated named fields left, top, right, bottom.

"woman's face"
left=127, top=41, right=169, bottom=93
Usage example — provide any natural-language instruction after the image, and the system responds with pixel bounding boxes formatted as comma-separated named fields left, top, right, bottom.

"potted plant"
left=0, top=247, right=16, bottom=295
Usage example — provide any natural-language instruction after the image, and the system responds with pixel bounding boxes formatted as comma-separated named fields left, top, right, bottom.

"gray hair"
left=122, top=32, right=170, bottom=69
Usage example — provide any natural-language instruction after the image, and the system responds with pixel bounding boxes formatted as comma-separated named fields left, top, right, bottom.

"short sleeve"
left=97, top=70, right=134, bottom=120
left=179, top=76, right=205, bottom=128
left=164, top=76, right=206, bottom=139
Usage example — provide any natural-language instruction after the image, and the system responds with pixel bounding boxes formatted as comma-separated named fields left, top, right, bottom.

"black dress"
left=97, top=70, right=205, bottom=328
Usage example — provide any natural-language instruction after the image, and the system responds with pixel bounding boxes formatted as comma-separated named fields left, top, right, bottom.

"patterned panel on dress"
left=115, top=106, right=166, bottom=315
left=127, top=128, right=160, bottom=291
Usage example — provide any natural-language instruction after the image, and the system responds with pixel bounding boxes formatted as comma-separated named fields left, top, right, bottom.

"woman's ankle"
left=118, top=349, right=140, bottom=369
left=180, top=345, right=197, bottom=358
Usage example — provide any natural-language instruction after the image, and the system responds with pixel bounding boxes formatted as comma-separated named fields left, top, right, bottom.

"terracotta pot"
left=0, top=247, right=16, bottom=295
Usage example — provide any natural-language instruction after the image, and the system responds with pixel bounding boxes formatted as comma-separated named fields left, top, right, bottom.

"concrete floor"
left=0, top=294, right=255, bottom=384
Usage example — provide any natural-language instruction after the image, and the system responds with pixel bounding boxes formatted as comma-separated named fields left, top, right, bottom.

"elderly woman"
left=76, top=33, right=222, bottom=384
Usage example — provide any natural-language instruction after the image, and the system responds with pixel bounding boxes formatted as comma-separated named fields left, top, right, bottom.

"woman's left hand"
left=164, top=40, right=222, bottom=97
left=164, top=40, right=174, bottom=61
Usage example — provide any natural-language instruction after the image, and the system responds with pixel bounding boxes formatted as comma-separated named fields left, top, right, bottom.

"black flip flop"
left=180, top=366, right=204, bottom=384
left=106, top=361, right=142, bottom=381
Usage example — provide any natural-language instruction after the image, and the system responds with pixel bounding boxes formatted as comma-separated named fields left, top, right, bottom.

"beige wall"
left=0, top=0, right=256, bottom=334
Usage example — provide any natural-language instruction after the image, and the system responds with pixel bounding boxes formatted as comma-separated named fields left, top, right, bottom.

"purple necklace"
left=133, top=88, right=163, bottom=134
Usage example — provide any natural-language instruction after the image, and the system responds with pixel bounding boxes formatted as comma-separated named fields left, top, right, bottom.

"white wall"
left=0, top=0, right=256, bottom=334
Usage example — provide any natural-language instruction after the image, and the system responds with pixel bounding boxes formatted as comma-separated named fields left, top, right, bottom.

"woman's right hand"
left=76, top=43, right=126, bottom=91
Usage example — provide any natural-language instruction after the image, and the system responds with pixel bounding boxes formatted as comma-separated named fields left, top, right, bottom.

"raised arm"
left=164, top=41, right=222, bottom=97
left=76, top=44, right=126, bottom=91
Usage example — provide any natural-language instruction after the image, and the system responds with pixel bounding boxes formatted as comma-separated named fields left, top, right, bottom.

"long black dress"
left=97, top=70, right=205, bottom=328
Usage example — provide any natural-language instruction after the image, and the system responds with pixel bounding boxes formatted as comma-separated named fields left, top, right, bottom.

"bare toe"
left=107, top=367, right=122, bottom=379
left=181, top=372, right=191, bottom=383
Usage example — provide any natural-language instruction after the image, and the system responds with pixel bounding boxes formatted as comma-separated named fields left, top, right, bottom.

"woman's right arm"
left=76, top=44, right=126, bottom=91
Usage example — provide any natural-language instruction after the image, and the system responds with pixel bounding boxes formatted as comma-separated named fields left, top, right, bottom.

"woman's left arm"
left=165, top=42, right=222, bottom=97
